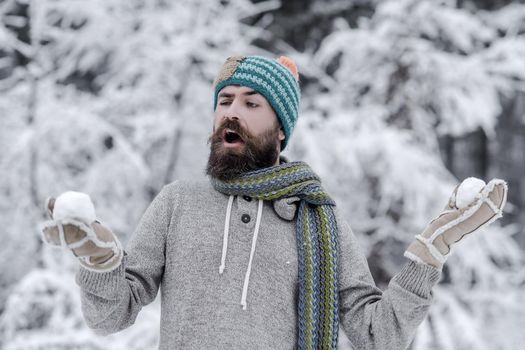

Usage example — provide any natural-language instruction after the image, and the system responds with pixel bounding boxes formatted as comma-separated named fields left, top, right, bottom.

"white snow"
left=53, top=191, right=97, bottom=224
left=455, top=177, right=486, bottom=209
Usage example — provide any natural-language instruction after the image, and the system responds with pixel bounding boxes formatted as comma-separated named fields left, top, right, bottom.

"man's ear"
left=278, top=128, right=285, bottom=142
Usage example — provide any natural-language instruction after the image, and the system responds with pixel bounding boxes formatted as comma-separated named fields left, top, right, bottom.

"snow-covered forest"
left=1, top=0, right=524, bottom=349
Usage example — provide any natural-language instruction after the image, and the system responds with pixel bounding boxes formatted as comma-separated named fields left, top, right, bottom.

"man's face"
left=206, top=85, right=286, bottom=180
left=213, top=85, right=285, bottom=142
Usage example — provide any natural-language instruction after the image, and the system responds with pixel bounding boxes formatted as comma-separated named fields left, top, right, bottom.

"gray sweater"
left=76, top=179, right=440, bottom=349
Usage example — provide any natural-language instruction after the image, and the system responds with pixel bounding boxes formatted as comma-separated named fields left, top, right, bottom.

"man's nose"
left=224, top=114, right=239, bottom=122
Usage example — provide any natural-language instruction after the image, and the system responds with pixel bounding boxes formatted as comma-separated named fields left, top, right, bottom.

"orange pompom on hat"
left=277, top=56, right=299, bottom=81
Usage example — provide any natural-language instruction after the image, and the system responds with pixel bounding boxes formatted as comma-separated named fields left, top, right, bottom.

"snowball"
left=455, top=177, right=486, bottom=209
left=53, top=191, right=97, bottom=224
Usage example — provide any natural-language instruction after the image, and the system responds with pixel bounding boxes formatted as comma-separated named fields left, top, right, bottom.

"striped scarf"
left=212, top=161, right=339, bottom=349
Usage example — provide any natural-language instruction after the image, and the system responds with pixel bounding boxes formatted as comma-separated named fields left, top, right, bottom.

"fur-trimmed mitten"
left=404, top=178, right=508, bottom=270
left=41, top=192, right=123, bottom=272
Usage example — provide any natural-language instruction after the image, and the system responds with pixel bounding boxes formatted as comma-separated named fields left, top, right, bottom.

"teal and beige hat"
left=213, top=55, right=301, bottom=150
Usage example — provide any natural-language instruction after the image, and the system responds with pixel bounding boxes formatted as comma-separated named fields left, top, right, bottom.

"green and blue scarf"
left=212, top=161, right=339, bottom=349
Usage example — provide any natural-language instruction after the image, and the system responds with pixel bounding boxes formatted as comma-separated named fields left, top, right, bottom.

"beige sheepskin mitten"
left=41, top=191, right=123, bottom=272
left=404, top=178, right=508, bottom=269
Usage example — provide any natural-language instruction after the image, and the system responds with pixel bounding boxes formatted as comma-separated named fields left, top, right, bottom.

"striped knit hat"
left=213, top=55, right=301, bottom=150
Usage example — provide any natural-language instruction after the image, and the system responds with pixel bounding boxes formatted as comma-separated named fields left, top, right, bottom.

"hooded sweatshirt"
left=76, top=179, right=441, bottom=349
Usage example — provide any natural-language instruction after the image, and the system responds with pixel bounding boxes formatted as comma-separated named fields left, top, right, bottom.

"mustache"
left=210, top=118, right=252, bottom=144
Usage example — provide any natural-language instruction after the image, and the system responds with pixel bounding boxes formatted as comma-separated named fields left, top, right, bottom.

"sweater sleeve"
left=75, top=184, right=174, bottom=335
left=337, top=213, right=441, bottom=350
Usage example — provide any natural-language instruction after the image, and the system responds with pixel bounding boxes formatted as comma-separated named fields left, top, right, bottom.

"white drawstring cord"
left=241, top=199, right=263, bottom=310
left=219, top=195, right=234, bottom=274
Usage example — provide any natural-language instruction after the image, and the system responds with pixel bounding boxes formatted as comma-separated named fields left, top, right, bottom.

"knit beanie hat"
left=213, top=55, right=301, bottom=150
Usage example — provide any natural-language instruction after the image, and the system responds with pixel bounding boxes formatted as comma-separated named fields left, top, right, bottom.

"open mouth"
left=222, top=129, right=244, bottom=145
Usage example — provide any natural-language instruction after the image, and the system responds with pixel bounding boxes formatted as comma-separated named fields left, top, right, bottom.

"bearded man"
left=42, top=55, right=507, bottom=350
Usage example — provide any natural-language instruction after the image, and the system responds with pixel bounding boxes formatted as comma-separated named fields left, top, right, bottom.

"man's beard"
left=206, top=118, right=281, bottom=181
